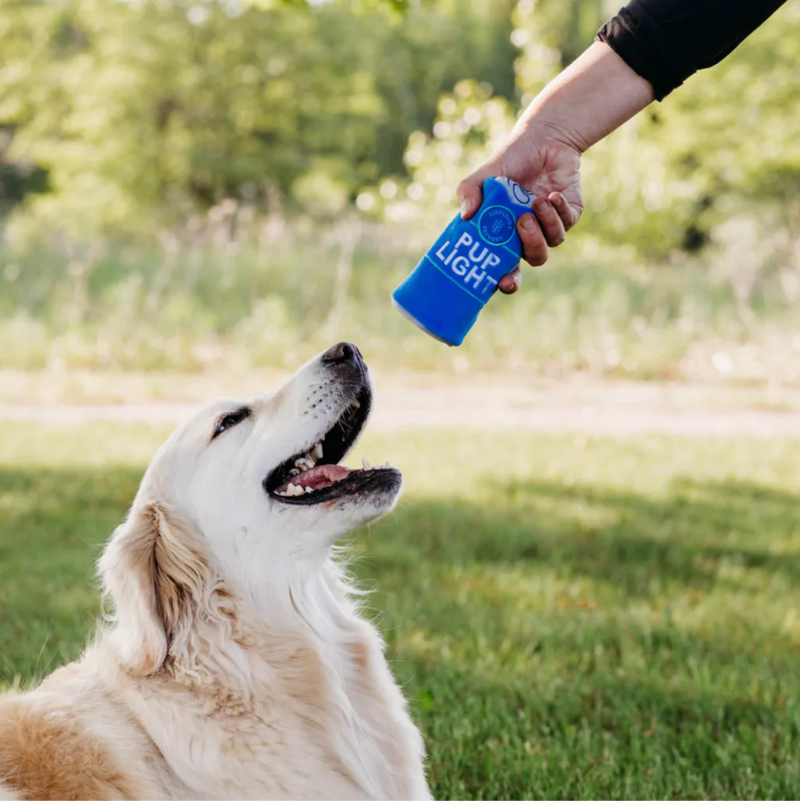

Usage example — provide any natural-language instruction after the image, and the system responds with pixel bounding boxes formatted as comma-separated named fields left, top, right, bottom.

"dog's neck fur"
left=283, top=564, right=427, bottom=799
left=105, top=558, right=429, bottom=800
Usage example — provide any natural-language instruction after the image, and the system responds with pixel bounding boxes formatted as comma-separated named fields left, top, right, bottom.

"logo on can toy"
left=477, top=205, right=516, bottom=246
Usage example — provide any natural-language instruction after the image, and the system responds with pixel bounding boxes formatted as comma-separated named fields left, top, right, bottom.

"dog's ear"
left=99, top=502, right=209, bottom=676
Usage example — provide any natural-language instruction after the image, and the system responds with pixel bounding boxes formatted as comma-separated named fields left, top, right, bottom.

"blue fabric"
left=392, top=177, right=535, bottom=346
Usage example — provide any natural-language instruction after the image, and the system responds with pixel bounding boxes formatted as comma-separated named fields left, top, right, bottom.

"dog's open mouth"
left=264, top=384, right=399, bottom=505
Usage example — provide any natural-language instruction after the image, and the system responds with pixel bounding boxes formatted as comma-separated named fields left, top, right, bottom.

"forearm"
left=512, top=42, right=655, bottom=154
left=597, top=0, right=788, bottom=100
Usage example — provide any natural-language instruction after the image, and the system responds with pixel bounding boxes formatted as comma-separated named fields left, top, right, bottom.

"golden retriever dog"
left=0, top=342, right=430, bottom=800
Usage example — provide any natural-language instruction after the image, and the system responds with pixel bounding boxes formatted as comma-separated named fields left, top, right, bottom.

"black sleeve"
left=596, top=0, right=788, bottom=100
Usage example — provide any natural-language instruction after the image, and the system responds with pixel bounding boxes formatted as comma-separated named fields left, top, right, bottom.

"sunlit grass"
left=2, top=422, right=800, bottom=797
left=1, top=220, right=799, bottom=384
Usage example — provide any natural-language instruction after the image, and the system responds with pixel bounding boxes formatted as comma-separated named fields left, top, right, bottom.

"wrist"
left=512, top=113, right=590, bottom=156
left=514, top=42, right=655, bottom=154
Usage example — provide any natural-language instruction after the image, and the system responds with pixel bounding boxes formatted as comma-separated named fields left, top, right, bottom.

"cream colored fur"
left=0, top=347, right=430, bottom=800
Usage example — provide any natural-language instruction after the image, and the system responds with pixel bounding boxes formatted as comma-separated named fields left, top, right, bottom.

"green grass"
left=1, top=221, right=799, bottom=384
left=2, top=422, right=800, bottom=798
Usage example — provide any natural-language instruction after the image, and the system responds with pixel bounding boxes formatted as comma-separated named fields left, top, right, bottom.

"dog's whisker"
left=0, top=342, right=425, bottom=800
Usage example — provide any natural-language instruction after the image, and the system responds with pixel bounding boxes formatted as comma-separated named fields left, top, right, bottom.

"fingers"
left=517, top=213, right=549, bottom=267
left=458, top=172, right=583, bottom=277
left=457, top=160, right=504, bottom=220
left=498, top=265, right=521, bottom=295
left=532, top=196, right=567, bottom=247
left=548, top=192, right=581, bottom=231
left=516, top=193, right=582, bottom=268
left=456, top=176, right=485, bottom=221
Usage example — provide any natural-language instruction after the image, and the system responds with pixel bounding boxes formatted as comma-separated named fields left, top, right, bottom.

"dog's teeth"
left=284, top=483, right=304, bottom=497
left=384, top=460, right=391, bottom=468
left=350, top=399, right=361, bottom=410
left=289, top=468, right=300, bottom=477
left=304, top=486, right=314, bottom=494
left=312, top=442, right=323, bottom=460
left=362, top=457, right=371, bottom=470
left=295, top=457, right=315, bottom=472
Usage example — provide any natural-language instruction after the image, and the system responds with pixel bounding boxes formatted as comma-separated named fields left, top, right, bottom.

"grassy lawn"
left=2, top=422, right=800, bottom=798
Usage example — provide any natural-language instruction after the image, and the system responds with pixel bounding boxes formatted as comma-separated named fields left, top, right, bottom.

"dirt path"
left=2, top=376, right=800, bottom=437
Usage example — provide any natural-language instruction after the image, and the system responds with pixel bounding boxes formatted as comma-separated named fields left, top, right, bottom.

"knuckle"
left=565, top=209, right=582, bottom=230
left=525, top=249, right=548, bottom=267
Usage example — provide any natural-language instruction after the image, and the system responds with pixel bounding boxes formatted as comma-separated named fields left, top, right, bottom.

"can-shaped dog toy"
left=391, top=176, right=535, bottom=346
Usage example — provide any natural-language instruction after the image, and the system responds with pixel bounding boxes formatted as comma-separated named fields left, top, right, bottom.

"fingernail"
left=460, top=199, right=473, bottom=219
left=519, top=215, right=536, bottom=233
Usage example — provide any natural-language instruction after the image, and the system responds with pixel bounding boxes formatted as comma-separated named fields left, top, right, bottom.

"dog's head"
left=100, top=342, right=401, bottom=675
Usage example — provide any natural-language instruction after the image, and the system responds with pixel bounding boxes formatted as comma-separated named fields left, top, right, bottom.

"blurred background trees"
left=0, top=0, right=799, bottom=383
left=0, top=0, right=516, bottom=237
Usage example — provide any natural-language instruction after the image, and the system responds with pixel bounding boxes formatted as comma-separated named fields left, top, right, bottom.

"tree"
left=375, top=0, right=800, bottom=266
left=0, top=0, right=515, bottom=241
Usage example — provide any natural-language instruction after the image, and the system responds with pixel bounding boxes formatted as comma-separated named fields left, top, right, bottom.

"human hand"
left=457, top=41, right=655, bottom=295
left=457, top=128, right=583, bottom=294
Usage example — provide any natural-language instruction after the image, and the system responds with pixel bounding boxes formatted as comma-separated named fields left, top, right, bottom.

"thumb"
left=457, top=164, right=500, bottom=220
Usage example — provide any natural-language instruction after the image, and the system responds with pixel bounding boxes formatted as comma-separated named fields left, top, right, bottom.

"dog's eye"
left=212, top=407, right=251, bottom=440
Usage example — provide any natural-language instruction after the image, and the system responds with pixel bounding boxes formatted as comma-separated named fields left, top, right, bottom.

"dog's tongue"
left=277, top=464, right=352, bottom=493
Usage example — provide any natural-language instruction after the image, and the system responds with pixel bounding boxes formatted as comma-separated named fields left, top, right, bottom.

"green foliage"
left=0, top=0, right=515, bottom=239
left=2, top=0, right=798, bottom=264
left=357, top=80, right=516, bottom=229
left=591, top=1, right=800, bottom=256
left=1, top=0, right=799, bottom=382
left=381, top=0, right=800, bottom=262
left=4, top=422, right=800, bottom=798
left=1, top=216, right=799, bottom=385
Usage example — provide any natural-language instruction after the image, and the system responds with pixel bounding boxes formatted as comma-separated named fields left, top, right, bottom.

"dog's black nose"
left=322, top=342, right=362, bottom=365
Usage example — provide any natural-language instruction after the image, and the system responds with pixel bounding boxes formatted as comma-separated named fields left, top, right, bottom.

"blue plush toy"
left=392, top=176, right=536, bottom=347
